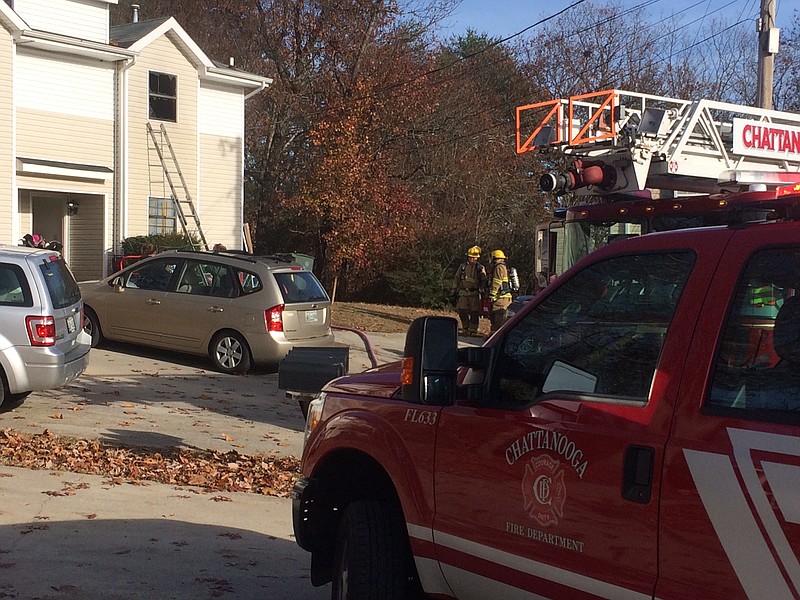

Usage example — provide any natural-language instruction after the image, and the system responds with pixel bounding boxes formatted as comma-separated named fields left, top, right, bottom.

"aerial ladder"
left=516, top=89, right=800, bottom=197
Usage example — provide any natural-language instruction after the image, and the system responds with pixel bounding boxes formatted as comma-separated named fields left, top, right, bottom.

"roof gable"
left=111, top=16, right=271, bottom=91
left=0, top=1, right=29, bottom=34
left=111, top=17, right=212, bottom=69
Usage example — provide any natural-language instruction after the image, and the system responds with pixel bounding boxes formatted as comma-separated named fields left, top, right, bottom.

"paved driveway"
left=0, top=331, right=413, bottom=599
left=3, top=330, right=406, bottom=458
left=5, top=344, right=309, bottom=458
left=0, top=465, right=324, bottom=599
left=0, top=331, right=406, bottom=600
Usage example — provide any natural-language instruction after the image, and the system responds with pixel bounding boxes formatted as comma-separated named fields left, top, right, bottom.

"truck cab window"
left=492, top=252, right=694, bottom=407
left=707, top=247, right=800, bottom=419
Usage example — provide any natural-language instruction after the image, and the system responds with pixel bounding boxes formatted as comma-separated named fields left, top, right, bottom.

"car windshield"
left=274, top=272, right=329, bottom=303
left=39, top=256, right=81, bottom=309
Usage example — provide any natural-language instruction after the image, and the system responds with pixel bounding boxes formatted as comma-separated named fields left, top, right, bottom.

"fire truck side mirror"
left=401, top=316, right=457, bottom=406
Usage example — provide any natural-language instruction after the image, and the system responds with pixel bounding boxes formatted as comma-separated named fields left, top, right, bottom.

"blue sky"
left=439, top=0, right=800, bottom=40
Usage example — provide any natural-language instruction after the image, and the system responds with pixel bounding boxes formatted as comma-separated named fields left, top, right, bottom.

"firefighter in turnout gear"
left=488, top=249, right=513, bottom=333
left=450, top=246, right=488, bottom=336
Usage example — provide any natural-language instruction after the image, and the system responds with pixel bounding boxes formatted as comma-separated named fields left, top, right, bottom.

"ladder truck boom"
left=516, top=89, right=800, bottom=196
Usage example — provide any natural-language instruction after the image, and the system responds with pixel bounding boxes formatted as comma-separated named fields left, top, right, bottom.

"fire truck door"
left=658, top=225, right=800, bottom=600
left=432, top=246, right=712, bottom=599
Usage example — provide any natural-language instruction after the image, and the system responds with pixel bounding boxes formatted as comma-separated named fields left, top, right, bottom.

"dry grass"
left=330, top=301, right=491, bottom=335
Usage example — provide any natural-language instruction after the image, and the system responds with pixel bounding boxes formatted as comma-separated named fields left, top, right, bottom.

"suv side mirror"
left=401, top=316, right=458, bottom=405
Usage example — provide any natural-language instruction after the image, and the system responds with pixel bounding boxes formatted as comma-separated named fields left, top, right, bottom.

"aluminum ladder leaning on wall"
left=145, top=122, right=210, bottom=251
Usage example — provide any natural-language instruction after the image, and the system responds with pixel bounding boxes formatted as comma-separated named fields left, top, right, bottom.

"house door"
left=32, top=196, right=65, bottom=251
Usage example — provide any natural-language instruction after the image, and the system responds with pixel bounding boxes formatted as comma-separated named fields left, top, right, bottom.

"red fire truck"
left=286, top=91, right=800, bottom=600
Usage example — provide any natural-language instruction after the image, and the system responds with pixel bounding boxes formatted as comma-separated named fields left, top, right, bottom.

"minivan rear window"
left=274, top=272, right=329, bottom=303
left=39, top=257, right=81, bottom=309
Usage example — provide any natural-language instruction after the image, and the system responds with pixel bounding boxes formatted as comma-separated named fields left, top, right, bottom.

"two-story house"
left=0, top=0, right=270, bottom=281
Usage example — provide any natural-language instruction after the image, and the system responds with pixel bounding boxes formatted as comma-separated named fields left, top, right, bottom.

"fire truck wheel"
left=332, top=500, right=415, bottom=600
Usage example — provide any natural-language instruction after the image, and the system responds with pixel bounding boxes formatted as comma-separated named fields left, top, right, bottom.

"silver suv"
left=0, top=245, right=91, bottom=408
left=80, top=251, right=336, bottom=374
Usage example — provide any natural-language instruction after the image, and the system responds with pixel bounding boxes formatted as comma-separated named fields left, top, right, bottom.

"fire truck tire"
left=332, top=500, right=415, bottom=600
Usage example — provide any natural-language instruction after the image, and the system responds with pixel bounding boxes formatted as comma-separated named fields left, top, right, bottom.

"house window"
left=148, top=197, right=177, bottom=235
left=149, top=72, right=177, bottom=122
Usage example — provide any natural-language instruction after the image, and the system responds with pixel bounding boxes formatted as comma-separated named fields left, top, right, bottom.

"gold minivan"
left=80, top=251, right=334, bottom=373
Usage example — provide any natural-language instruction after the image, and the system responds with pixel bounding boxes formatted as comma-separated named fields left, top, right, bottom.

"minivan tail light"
left=26, top=315, right=56, bottom=346
left=265, top=304, right=284, bottom=332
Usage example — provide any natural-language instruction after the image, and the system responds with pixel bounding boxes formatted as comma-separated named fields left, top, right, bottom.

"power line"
left=257, top=0, right=591, bottom=127
left=417, top=0, right=590, bottom=80
left=411, top=8, right=759, bottom=152
left=643, top=17, right=751, bottom=68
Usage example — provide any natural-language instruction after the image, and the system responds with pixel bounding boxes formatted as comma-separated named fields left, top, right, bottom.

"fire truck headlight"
left=303, top=393, right=326, bottom=447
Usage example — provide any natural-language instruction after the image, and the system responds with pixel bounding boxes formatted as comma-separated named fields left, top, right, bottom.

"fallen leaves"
left=43, top=490, right=73, bottom=497
left=0, top=428, right=299, bottom=497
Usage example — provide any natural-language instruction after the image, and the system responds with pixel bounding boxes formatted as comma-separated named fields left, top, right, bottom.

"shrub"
left=380, top=258, right=452, bottom=309
left=121, top=233, right=199, bottom=255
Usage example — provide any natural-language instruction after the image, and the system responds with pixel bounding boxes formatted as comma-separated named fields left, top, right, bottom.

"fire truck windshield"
left=563, top=218, right=645, bottom=271
left=561, top=207, right=774, bottom=273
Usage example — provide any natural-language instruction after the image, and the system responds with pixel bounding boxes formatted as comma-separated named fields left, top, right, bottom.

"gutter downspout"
left=245, top=80, right=268, bottom=101
left=115, top=54, right=137, bottom=273
left=240, top=81, right=268, bottom=250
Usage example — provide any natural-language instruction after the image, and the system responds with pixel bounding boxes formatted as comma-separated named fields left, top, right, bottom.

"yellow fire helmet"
left=492, top=249, right=506, bottom=260
left=467, top=246, right=481, bottom=258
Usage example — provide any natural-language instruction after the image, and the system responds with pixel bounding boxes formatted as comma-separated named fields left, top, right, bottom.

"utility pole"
left=756, top=0, right=778, bottom=109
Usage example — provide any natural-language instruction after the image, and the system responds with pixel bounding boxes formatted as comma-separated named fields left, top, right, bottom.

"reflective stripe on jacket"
left=489, top=261, right=512, bottom=302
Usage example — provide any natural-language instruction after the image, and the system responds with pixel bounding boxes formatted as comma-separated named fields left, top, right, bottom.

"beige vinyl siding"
left=198, top=82, right=245, bottom=249
left=199, top=82, right=244, bottom=138
left=0, top=26, right=12, bottom=243
left=17, top=192, right=32, bottom=237
left=15, top=108, right=114, bottom=195
left=200, top=133, right=242, bottom=249
left=11, top=0, right=111, bottom=44
left=126, top=36, right=199, bottom=239
left=16, top=50, right=115, bottom=120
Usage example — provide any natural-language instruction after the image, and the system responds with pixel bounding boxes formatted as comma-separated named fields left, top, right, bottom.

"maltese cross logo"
left=522, top=454, right=567, bottom=527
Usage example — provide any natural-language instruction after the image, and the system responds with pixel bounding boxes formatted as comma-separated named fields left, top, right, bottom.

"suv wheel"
left=0, top=371, right=29, bottom=409
left=210, top=331, right=252, bottom=374
left=332, top=501, right=415, bottom=600
left=83, top=308, right=104, bottom=348
left=2, top=391, right=31, bottom=410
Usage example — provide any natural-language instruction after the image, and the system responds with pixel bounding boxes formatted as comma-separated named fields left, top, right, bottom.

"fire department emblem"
left=522, top=455, right=567, bottom=527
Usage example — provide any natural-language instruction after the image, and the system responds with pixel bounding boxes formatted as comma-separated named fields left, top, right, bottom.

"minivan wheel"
left=83, top=308, right=103, bottom=348
left=210, top=331, right=252, bottom=374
